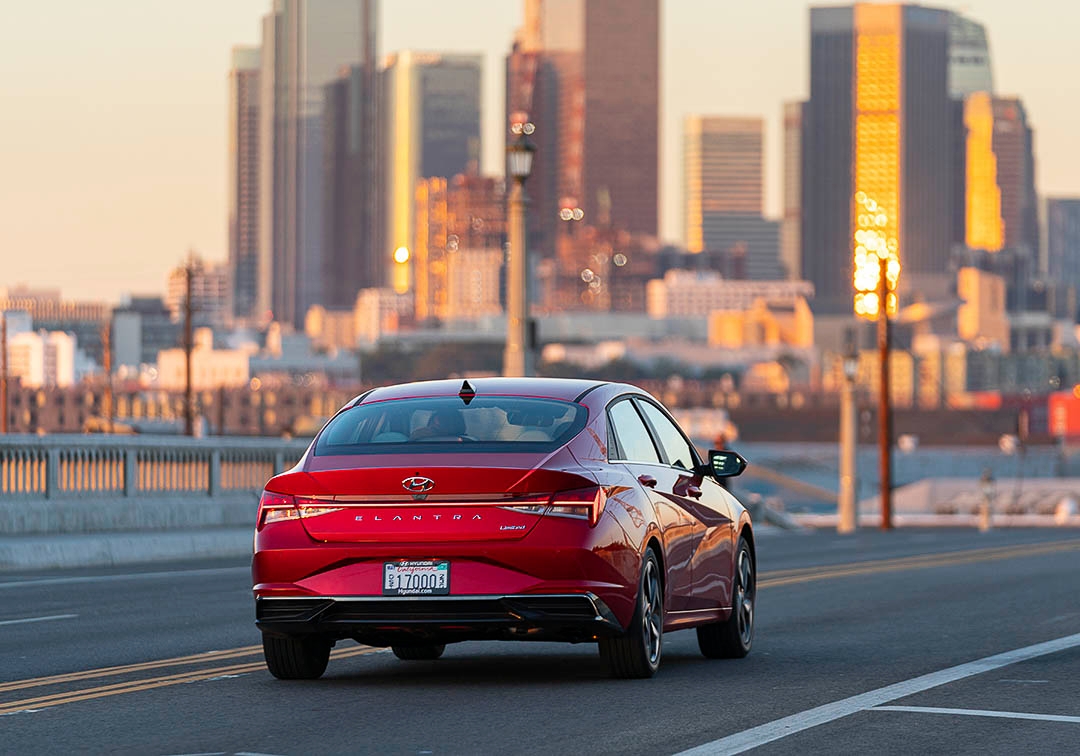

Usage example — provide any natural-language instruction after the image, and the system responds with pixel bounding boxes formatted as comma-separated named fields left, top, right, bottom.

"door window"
left=608, top=400, right=661, bottom=464
left=637, top=401, right=698, bottom=471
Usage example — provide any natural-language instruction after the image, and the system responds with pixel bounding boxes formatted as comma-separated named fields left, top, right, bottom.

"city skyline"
left=2, top=0, right=1079, bottom=303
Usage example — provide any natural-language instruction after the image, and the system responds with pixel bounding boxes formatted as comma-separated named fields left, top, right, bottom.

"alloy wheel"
left=735, top=547, right=754, bottom=646
left=642, top=558, right=662, bottom=665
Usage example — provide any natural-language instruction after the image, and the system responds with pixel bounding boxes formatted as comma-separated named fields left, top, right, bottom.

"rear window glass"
left=314, top=396, right=587, bottom=456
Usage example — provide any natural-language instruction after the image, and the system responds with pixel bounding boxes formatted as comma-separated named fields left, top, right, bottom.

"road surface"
left=2, top=527, right=1079, bottom=755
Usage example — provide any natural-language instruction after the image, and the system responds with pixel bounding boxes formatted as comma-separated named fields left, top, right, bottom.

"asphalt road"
left=2, top=527, right=1079, bottom=755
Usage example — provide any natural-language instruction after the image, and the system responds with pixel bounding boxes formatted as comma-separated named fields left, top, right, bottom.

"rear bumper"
left=255, top=593, right=623, bottom=645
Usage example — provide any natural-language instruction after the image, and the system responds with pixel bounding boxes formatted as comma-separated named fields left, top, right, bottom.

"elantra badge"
left=402, top=476, right=435, bottom=493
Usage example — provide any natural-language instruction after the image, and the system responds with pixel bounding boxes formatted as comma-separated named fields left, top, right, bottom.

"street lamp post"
left=838, top=336, right=859, bottom=534
left=503, top=125, right=536, bottom=378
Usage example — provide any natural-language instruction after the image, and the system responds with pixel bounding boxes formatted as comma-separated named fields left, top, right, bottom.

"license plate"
left=382, top=560, right=450, bottom=596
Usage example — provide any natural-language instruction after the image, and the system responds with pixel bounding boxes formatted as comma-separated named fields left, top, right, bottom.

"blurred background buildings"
left=3, top=0, right=1080, bottom=440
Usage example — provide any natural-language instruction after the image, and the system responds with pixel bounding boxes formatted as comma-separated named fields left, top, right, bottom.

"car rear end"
left=252, top=387, right=639, bottom=652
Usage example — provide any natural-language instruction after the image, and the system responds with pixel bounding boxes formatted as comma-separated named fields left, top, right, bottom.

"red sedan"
left=252, top=377, right=755, bottom=679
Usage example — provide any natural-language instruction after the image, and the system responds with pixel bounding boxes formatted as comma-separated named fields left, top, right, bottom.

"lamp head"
left=506, top=128, right=536, bottom=180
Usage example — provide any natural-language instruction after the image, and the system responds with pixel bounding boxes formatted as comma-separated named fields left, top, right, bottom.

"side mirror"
left=707, top=449, right=747, bottom=478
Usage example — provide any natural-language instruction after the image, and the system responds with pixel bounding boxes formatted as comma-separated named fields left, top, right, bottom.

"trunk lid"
left=268, top=451, right=594, bottom=543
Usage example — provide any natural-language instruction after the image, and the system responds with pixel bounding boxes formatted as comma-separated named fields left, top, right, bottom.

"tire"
left=391, top=644, right=446, bottom=661
left=262, top=634, right=332, bottom=680
left=697, top=535, right=755, bottom=659
left=599, top=548, right=663, bottom=679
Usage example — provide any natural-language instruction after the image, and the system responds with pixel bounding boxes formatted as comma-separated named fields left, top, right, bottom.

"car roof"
left=357, top=377, right=607, bottom=404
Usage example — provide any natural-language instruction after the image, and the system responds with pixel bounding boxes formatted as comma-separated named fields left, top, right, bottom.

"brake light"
left=258, top=491, right=298, bottom=528
left=548, top=486, right=607, bottom=527
left=295, top=497, right=343, bottom=520
left=499, top=493, right=551, bottom=516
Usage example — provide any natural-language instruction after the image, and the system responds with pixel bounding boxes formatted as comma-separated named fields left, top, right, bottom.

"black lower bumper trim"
left=255, top=593, right=623, bottom=643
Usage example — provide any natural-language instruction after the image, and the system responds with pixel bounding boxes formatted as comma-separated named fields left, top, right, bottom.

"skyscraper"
left=227, top=47, right=261, bottom=323
left=322, top=59, right=378, bottom=309
left=781, top=102, right=804, bottom=280
left=991, top=98, right=1038, bottom=260
left=684, top=116, right=764, bottom=251
left=381, top=51, right=483, bottom=293
left=962, top=93, right=1039, bottom=304
left=948, top=13, right=994, bottom=98
left=258, top=0, right=377, bottom=328
left=683, top=116, right=782, bottom=280
left=801, top=4, right=958, bottom=312
left=506, top=0, right=659, bottom=252
left=1048, top=198, right=1080, bottom=298
left=414, top=173, right=505, bottom=321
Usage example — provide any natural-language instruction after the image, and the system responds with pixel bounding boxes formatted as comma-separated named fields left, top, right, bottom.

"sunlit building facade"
left=165, top=259, right=230, bottom=330
left=414, top=173, right=505, bottom=321
left=6, top=331, right=78, bottom=389
left=381, top=51, right=482, bottom=294
left=0, top=286, right=109, bottom=365
left=802, top=4, right=958, bottom=313
left=683, top=116, right=764, bottom=253
left=964, top=92, right=1003, bottom=252
left=961, top=93, right=1038, bottom=307
left=684, top=116, right=782, bottom=280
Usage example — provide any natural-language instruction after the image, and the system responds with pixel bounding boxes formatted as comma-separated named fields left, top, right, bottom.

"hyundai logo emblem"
left=402, top=476, right=435, bottom=493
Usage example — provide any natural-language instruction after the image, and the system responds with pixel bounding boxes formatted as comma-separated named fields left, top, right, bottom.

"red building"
left=505, top=0, right=659, bottom=256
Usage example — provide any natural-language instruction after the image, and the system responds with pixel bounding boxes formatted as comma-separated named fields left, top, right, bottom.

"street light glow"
left=393, top=246, right=410, bottom=264
left=852, top=193, right=899, bottom=319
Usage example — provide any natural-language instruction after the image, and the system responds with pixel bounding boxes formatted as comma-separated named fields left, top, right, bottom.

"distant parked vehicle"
left=252, top=377, right=755, bottom=679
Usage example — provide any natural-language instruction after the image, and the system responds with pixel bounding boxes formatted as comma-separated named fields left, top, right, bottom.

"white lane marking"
left=236, top=752, right=289, bottom=756
left=0, top=613, right=78, bottom=627
left=0, top=566, right=248, bottom=590
left=873, top=705, right=1080, bottom=724
left=675, top=631, right=1080, bottom=756
left=998, top=679, right=1049, bottom=684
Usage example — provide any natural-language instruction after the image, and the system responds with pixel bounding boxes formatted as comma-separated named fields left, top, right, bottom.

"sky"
left=2, top=0, right=1078, bottom=304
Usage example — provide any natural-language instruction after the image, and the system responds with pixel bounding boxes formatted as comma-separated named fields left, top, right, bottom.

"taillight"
left=258, top=491, right=343, bottom=529
left=499, top=493, right=551, bottom=516
left=548, top=486, right=607, bottom=527
left=295, top=497, right=343, bottom=520
left=258, top=491, right=298, bottom=529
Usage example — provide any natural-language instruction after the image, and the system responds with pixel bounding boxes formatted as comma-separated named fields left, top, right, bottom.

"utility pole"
left=1, top=312, right=8, bottom=434
left=853, top=193, right=896, bottom=531
left=101, top=318, right=114, bottom=433
left=184, top=255, right=195, bottom=437
left=878, top=254, right=893, bottom=530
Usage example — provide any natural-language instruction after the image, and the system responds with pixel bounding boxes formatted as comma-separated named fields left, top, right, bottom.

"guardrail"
left=0, top=435, right=311, bottom=499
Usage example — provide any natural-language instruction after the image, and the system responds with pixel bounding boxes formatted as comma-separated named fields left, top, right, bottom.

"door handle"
left=637, top=474, right=658, bottom=488
left=686, top=484, right=703, bottom=499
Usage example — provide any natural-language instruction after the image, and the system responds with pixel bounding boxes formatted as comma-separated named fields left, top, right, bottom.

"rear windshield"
left=314, top=396, right=587, bottom=456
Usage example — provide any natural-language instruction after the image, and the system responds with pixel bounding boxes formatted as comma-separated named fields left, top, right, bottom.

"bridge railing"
left=0, top=435, right=311, bottom=499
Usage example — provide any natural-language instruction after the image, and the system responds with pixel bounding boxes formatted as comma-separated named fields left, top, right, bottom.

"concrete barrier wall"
left=0, top=493, right=263, bottom=535
left=0, top=435, right=310, bottom=536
